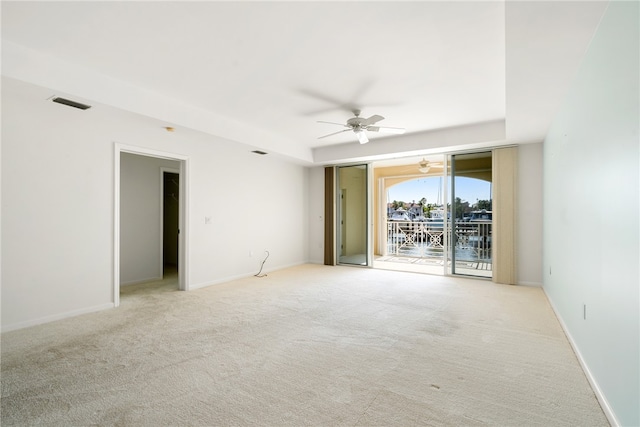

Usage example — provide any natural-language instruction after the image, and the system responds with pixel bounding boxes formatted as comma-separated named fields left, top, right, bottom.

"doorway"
left=337, top=164, right=369, bottom=266
left=373, top=152, right=493, bottom=278
left=114, top=144, right=189, bottom=307
left=373, top=155, right=447, bottom=275
left=162, top=170, right=180, bottom=276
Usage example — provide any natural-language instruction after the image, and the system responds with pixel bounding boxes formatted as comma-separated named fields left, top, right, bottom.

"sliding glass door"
left=337, top=164, right=369, bottom=266
left=447, top=152, right=493, bottom=278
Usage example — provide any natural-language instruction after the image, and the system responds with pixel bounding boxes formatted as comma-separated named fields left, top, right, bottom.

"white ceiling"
left=1, top=1, right=609, bottom=165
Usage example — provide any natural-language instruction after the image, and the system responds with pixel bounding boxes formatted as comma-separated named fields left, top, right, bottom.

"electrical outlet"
left=249, top=251, right=253, bottom=257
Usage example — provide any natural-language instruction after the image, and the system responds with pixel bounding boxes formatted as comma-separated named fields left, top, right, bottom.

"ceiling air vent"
left=251, top=150, right=268, bottom=155
left=52, top=97, right=92, bottom=110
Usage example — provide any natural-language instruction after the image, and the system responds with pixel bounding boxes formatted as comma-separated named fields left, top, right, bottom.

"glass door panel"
left=337, top=164, right=368, bottom=266
left=447, top=152, right=493, bottom=278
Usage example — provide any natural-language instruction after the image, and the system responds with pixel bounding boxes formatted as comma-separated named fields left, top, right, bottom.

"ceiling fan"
left=379, top=158, right=444, bottom=174
left=317, top=109, right=405, bottom=144
left=418, top=158, right=446, bottom=173
left=419, top=158, right=432, bottom=173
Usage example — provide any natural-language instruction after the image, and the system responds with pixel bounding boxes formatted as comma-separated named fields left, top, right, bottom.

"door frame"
left=335, top=163, right=372, bottom=267
left=114, top=143, right=190, bottom=307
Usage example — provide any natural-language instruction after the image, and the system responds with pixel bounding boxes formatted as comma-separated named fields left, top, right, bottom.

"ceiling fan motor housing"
left=346, top=117, right=366, bottom=129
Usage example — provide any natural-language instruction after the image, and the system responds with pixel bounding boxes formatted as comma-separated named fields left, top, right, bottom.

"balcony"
left=381, top=220, right=492, bottom=277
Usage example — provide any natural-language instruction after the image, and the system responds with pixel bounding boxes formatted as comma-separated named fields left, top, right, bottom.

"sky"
left=387, top=176, right=491, bottom=206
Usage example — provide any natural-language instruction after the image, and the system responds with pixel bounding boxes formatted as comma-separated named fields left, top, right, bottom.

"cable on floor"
left=255, top=250, right=270, bottom=277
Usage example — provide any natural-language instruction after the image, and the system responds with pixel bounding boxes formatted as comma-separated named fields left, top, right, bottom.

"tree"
left=391, top=200, right=406, bottom=210
left=474, top=199, right=492, bottom=210
left=425, top=203, right=439, bottom=218
left=453, top=197, right=470, bottom=219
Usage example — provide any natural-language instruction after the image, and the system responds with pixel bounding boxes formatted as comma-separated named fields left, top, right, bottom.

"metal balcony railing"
left=386, top=220, right=492, bottom=267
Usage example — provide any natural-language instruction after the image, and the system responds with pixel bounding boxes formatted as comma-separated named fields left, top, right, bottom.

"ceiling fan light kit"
left=355, top=129, right=368, bottom=144
left=318, top=109, right=405, bottom=144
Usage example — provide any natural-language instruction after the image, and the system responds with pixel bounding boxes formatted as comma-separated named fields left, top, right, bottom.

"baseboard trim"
left=189, top=272, right=256, bottom=290
left=542, top=288, right=619, bottom=427
left=2, top=302, right=115, bottom=333
left=188, top=261, right=307, bottom=291
left=518, top=280, right=543, bottom=287
left=121, top=276, right=163, bottom=286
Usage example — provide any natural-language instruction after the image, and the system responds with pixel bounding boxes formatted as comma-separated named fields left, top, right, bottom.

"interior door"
left=337, top=164, right=369, bottom=266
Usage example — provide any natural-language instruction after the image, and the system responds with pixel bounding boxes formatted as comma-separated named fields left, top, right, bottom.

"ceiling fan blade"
left=317, top=120, right=348, bottom=127
left=318, top=129, right=350, bottom=139
left=367, top=126, right=406, bottom=134
left=361, top=114, right=385, bottom=126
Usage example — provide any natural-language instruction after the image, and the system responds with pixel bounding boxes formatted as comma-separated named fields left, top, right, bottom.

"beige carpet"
left=1, top=264, right=608, bottom=426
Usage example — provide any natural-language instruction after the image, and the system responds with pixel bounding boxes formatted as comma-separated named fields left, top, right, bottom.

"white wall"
left=517, top=142, right=543, bottom=285
left=2, top=79, right=115, bottom=330
left=542, top=2, right=639, bottom=425
left=120, top=153, right=180, bottom=285
left=1, top=77, right=309, bottom=331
